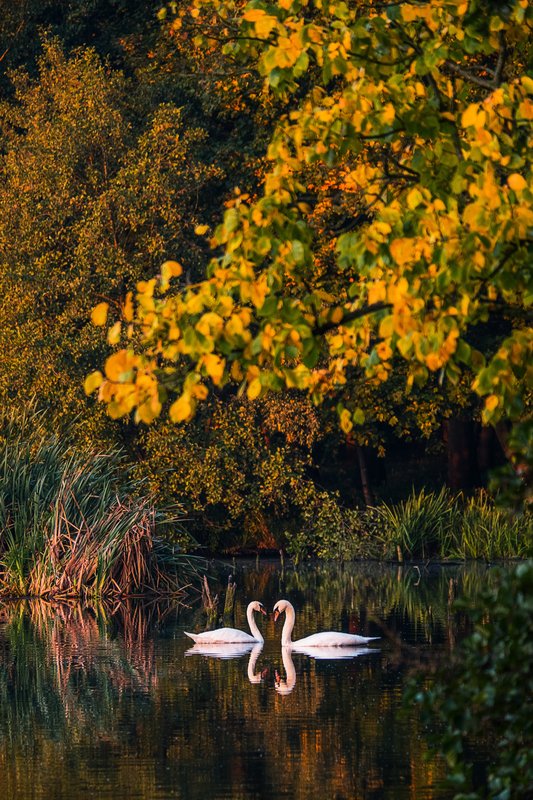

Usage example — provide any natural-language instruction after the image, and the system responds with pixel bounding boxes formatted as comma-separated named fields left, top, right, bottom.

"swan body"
left=184, top=600, right=266, bottom=644
left=273, top=599, right=380, bottom=648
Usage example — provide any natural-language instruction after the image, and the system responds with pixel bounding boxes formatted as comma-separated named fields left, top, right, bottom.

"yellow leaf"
left=485, top=395, right=499, bottom=412
left=247, top=377, right=262, bottom=400
left=204, top=353, right=225, bottom=385
left=406, top=188, right=423, bottom=210
left=507, top=173, right=527, bottom=191
left=169, top=393, right=193, bottom=422
left=122, top=292, right=134, bottom=323
left=135, top=400, right=161, bottom=425
left=195, top=224, right=209, bottom=235
left=389, top=238, right=415, bottom=266
left=231, top=361, right=243, bottom=381
left=84, top=371, right=103, bottom=395
left=461, top=104, right=480, bottom=128
left=379, top=315, right=394, bottom=339
left=92, top=302, right=109, bottom=326
left=340, top=409, right=353, bottom=434
left=330, top=307, right=344, bottom=324
left=105, top=350, right=135, bottom=382
left=107, top=322, right=121, bottom=345
left=161, top=260, right=183, bottom=283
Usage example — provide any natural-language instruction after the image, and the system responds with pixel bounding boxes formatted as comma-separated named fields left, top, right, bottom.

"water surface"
left=0, top=561, right=497, bottom=799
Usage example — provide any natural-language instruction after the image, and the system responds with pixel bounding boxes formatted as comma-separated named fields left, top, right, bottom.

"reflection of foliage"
left=0, top=409, right=196, bottom=598
left=0, top=561, right=511, bottom=800
left=0, top=600, right=171, bottom=746
left=409, top=562, right=533, bottom=800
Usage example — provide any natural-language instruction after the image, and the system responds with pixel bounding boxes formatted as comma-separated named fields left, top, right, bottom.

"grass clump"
left=0, top=411, right=198, bottom=599
left=373, top=488, right=532, bottom=562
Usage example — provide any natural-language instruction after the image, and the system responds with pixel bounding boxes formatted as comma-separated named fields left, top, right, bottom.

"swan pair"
left=184, top=599, right=379, bottom=648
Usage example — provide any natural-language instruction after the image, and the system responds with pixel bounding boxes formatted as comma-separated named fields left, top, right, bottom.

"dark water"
left=0, top=561, right=499, bottom=800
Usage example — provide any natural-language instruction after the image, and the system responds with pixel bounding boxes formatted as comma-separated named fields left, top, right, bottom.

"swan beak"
left=273, top=609, right=280, bottom=622
left=259, top=605, right=267, bottom=616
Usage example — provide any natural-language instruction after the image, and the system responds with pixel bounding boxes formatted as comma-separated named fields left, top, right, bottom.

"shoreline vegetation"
left=0, top=412, right=199, bottom=600
left=1, top=413, right=530, bottom=600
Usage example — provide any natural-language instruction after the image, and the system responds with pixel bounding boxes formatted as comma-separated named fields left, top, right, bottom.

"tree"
left=90, top=0, right=532, bottom=486
left=0, top=38, right=220, bottom=444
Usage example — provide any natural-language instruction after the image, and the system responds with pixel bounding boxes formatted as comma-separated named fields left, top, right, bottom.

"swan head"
left=249, top=600, right=267, bottom=616
left=273, top=599, right=292, bottom=622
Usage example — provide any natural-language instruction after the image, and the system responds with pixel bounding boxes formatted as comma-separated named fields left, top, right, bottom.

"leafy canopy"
left=89, top=0, right=532, bottom=444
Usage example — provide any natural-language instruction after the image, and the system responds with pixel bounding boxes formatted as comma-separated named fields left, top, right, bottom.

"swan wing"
left=293, top=631, right=379, bottom=647
left=183, top=627, right=259, bottom=644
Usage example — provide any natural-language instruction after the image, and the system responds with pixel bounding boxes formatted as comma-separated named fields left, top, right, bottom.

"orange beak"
left=274, top=609, right=281, bottom=622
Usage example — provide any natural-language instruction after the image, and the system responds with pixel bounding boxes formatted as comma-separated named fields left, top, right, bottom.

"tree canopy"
left=89, top=0, right=532, bottom=478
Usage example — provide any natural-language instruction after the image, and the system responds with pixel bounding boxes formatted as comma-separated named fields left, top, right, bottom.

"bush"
left=407, top=561, right=533, bottom=799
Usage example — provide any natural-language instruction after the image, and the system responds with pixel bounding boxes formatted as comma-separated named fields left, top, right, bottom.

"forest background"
left=0, top=0, right=530, bottom=559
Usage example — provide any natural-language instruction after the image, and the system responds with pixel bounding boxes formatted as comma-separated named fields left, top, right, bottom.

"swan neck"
left=247, top=605, right=264, bottom=642
left=281, top=604, right=296, bottom=646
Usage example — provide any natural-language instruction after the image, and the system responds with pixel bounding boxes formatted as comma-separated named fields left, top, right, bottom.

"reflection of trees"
left=0, top=563, right=499, bottom=800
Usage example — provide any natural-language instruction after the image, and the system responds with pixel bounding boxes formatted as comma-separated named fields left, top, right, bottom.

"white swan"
left=184, top=600, right=266, bottom=644
left=273, top=599, right=380, bottom=647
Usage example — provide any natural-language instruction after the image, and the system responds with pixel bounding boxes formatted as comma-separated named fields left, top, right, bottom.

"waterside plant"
left=407, top=561, right=533, bottom=800
left=285, top=488, right=532, bottom=563
left=0, top=412, right=198, bottom=599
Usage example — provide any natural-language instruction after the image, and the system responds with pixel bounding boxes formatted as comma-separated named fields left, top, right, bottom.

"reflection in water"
left=0, top=562, right=501, bottom=800
left=275, top=647, right=296, bottom=695
left=275, top=645, right=380, bottom=694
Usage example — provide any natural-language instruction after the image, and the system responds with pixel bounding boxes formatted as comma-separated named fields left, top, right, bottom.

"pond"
left=0, top=560, right=498, bottom=800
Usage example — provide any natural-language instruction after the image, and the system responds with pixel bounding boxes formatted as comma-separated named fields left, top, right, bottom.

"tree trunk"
left=356, top=444, right=374, bottom=506
left=445, top=417, right=475, bottom=491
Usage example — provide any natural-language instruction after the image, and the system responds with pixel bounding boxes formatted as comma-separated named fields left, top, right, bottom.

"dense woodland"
left=0, top=0, right=531, bottom=556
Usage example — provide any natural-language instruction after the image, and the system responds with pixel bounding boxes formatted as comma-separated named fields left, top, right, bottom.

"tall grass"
left=372, top=488, right=532, bottom=562
left=0, top=410, right=199, bottom=598
left=373, top=487, right=457, bottom=560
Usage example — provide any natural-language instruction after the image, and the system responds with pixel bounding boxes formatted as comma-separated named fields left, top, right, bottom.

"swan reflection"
left=292, top=645, right=380, bottom=660
left=185, top=642, right=268, bottom=684
left=185, top=641, right=256, bottom=659
left=275, top=644, right=380, bottom=695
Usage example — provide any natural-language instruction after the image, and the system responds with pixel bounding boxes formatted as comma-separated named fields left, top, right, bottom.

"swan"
left=184, top=600, right=266, bottom=644
left=273, top=599, right=380, bottom=648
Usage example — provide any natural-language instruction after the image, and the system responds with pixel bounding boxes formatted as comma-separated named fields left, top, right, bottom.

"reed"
left=373, top=487, right=456, bottom=560
left=371, top=489, right=531, bottom=562
left=450, top=491, right=531, bottom=560
left=0, top=410, right=199, bottom=598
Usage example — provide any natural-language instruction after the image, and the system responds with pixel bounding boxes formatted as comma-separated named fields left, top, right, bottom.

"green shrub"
left=407, top=561, right=533, bottom=799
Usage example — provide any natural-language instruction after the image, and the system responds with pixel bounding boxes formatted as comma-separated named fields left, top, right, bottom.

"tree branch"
left=314, top=302, right=392, bottom=335
left=444, top=62, right=495, bottom=90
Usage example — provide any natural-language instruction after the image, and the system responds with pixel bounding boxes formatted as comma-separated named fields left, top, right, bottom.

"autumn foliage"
left=88, top=0, right=531, bottom=480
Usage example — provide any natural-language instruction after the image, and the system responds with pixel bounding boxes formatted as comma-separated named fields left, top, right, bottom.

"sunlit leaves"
left=94, top=0, right=532, bottom=462
left=92, top=302, right=109, bottom=326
